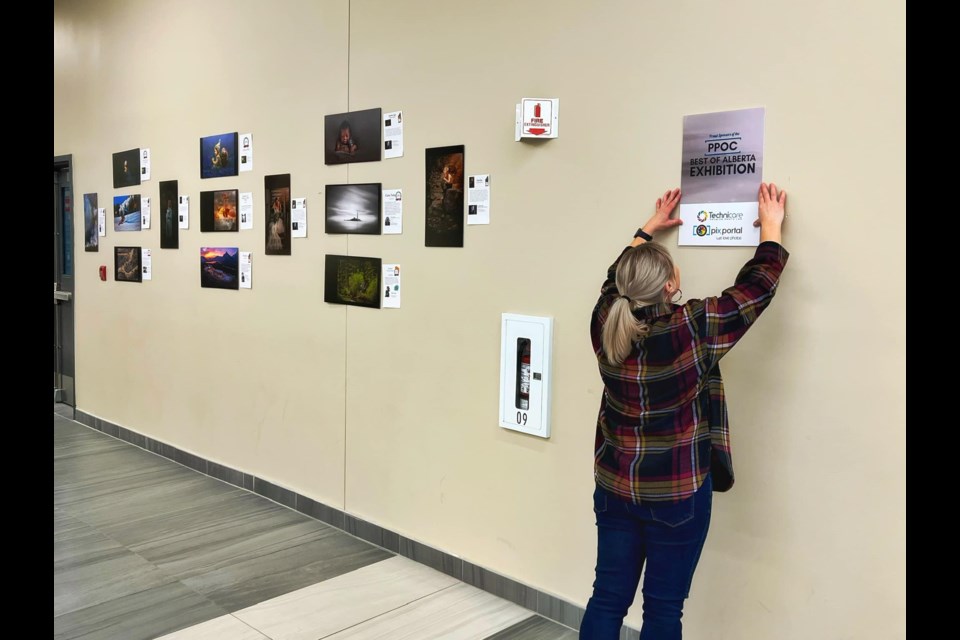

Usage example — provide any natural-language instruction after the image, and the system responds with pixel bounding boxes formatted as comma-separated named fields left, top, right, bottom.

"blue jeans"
left=580, top=474, right=713, bottom=640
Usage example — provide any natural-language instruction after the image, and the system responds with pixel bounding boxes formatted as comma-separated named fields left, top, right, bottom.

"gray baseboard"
left=70, top=409, right=641, bottom=638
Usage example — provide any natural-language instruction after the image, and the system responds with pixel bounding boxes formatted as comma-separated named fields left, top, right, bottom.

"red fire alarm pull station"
left=99, top=265, right=107, bottom=281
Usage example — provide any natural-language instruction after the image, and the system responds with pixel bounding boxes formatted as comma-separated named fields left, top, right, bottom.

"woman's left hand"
left=642, top=188, right=682, bottom=236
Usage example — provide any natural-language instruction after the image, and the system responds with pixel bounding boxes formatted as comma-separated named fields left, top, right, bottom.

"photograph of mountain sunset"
left=200, top=247, right=239, bottom=290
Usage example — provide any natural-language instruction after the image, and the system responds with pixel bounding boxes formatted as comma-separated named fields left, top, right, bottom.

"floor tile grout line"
left=54, top=576, right=229, bottom=630
left=54, top=499, right=231, bottom=625
left=313, top=582, right=460, bottom=639
left=54, top=423, right=252, bottom=629
left=54, top=470, right=251, bottom=544
left=228, top=612, right=276, bottom=640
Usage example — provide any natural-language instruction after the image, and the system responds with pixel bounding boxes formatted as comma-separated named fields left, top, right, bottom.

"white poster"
left=239, top=133, right=253, bottom=172
left=142, top=248, right=152, bottom=281
left=383, top=264, right=401, bottom=308
left=467, top=174, right=490, bottom=225
left=240, top=251, right=252, bottom=289
left=141, top=196, right=151, bottom=229
left=178, top=195, right=190, bottom=229
left=97, top=208, right=106, bottom=237
left=291, top=198, right=307, bottom=238
left=383, top=189, right=402, bottom=234
left=678, top=107, right=764, bottom=247
left=383, top=110, right=403, bottom=159
left=140, top=148, right=151, bottom=181
left=239, top=192, right=254, bottom=230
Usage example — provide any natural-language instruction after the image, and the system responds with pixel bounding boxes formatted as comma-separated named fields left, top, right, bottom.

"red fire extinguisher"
left=517, top=338, right=531, bottom=411
left=534, top=103, right=541, bottom=118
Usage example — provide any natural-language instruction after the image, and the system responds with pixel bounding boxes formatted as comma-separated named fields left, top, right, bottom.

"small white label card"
left=239, top=133, right=253, bottom=172
left=291, top=198, right=307, bottom=238
left=239, top=192, right=254, bottom=230
left=383, top=189, right=402, bottom=234
left=178, top=195, right=190, bottom=229
left=467, top=174, right=490, bottom=224
left=383, top=263, right=401, bottom=308
left=383, top=111, right=403, bottom=159
left=142, top=248, right=152, bottom=280
left=141, top=196, right=151, bottom=229
left=140, top=148, right=151, bottom=181
left=240, top=251, right=252, bottom=289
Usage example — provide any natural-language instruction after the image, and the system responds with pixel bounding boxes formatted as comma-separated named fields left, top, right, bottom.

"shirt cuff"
left=756, top=240, right=789, bottom=263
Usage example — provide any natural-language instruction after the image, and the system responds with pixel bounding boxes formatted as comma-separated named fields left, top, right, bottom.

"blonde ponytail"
left=601, top=297, right=649, bottom=365
left=600, top=242, right=676, bottom=365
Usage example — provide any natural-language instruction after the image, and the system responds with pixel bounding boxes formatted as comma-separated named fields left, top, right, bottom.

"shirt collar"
left=633, top=301, right=677, bottom=321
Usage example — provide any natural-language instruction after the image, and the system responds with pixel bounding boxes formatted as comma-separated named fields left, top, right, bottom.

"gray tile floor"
left=54, top=407, right=578, bottom=640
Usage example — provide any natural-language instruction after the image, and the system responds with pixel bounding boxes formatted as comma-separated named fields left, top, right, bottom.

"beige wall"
left=54, top=1, right=905, bottom=637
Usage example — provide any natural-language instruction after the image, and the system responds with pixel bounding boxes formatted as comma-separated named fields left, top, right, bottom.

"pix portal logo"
left=696, top=210, right=709, bottom=222
left=695, top=224, right=710, bottom=237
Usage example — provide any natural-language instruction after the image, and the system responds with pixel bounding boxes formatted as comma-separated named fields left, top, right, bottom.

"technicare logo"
left=697, top=210, right=708, bottom=222
left=709, top=211, right=744, bottom=220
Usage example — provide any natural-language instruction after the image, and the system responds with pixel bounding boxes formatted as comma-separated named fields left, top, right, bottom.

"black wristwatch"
left=634, top=228, right=653, bottom=241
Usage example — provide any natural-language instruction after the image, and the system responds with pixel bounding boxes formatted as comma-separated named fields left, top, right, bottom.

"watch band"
left=634, top=228, right=653, bottom=241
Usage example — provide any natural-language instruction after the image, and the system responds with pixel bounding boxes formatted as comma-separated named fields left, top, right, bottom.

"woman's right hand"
left=754, top=182, right=786, bottom=244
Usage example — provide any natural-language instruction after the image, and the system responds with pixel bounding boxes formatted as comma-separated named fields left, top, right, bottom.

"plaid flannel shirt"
left=590, top=241, right=789, bottom=503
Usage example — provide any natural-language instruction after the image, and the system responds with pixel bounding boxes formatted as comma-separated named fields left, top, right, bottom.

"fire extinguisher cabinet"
left=499, top=313, right=554, bottom=438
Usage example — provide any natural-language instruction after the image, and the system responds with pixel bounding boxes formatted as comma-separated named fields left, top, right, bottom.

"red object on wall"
left=99, top=265, right=107, bottom=281
left=516, top=338, right=531, bottom=411
left=534, top=103, right=541, bottom=118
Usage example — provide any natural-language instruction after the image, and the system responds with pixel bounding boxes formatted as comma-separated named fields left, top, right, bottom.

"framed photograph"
left=83, top=193, right=98, bottom=252
left=425, top=145, right=465, bottom=247
left=114, top=246, right=142, bottom=282
left=200, top=189, right=239, bottom=232
left=200, top=247, right=240, bottom=290
left=324, top=254, right=382, bottom=309
left=324, top=183, right=382, bottom=235
left=264, top=174, right=291, bottom=255
left=113, top=194, right=142, bottom=232
left=159, top=180, right=179, bottom=249
left=324, top=108, right=382, bottom=165
left=112, top=148, right=141, bottom=188
left=200, top=132, right=239, bottom=179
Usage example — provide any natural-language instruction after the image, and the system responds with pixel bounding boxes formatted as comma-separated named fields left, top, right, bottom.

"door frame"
left=54, top=154, right=76, bottom=407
